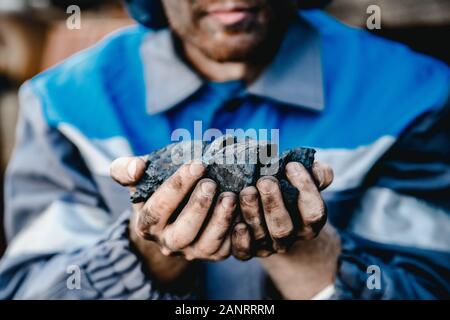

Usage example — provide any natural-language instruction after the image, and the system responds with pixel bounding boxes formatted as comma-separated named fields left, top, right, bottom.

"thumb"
left=110, top=156, right=147, bottom=186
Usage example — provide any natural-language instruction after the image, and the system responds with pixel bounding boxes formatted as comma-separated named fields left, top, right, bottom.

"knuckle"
left=171, top=236, right=188, bottom=251
left=140, top=205, right=161, bottom=228
left=241, top=208, right=263, bottom=229
left=303, top=203, right=327, bottom=226
left=298, top=178, right=315, bottom=193
left=135, top=213, right=159, bottom=239
left=167, top=174, right=184, bottom=191
left=208, top=212, right=232, bottom=239
left=215, top=220, right=233, bottom=236
left=297, top=169, right=310, bottom=182
left=154, top=202, right=172, bottom=216
left=215, top=210, right=235, bottom=229
left=145, top=191, right=175, bottom=214
left=194, top=194, right=213, bottom=211
left=271, top=228, right=294, bottom=241
left=163, top=231, right=187, bottom=251
left=288, top=177, right=314, bottom=194
left=261, top=195, right=281, bottom=213
left=246, top=215, right=262, bottom=228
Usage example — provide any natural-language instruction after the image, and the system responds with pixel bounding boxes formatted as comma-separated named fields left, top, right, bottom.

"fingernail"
left=221, top=195, right=236, bottom=209
left=127, top=159, right=138, bottom=180
left=201, top=180, right=216, bottom=195
left=236, top=225, right=247, bottom=236
left=242, top=193, right=258, bottom=205
left=189, top=161, right=205, bottom=177
left=258, top=178, right=276, bottom=195
left=286, top=162, right=301, bottom=177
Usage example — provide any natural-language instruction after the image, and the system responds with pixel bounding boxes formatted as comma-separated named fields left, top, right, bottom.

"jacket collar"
left=141, top=15, right=324, bottom=115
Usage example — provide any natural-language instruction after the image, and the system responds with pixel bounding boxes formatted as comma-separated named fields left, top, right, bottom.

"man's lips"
left=209, top=11, right=250, bottom=25
left=205, top=4, right=259, bottom=25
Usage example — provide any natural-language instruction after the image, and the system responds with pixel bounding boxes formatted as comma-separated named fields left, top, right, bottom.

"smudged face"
left=161, top=0, right=296, bottom=62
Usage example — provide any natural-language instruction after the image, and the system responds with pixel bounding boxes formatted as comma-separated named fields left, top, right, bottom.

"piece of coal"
left=130, top=137, right=316, bottom=205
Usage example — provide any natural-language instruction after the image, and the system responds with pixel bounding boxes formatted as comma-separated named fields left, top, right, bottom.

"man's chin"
left=199, top=37, right=265, bottom=63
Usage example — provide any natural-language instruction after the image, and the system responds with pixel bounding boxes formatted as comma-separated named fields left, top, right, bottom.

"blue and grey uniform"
left=1, top=10, right=449, bottom=299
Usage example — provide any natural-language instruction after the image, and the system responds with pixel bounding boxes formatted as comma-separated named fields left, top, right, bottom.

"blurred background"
left=0, top=0, right=449, bottom=257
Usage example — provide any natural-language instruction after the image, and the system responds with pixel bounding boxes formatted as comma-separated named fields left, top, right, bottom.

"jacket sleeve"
left=0, top=83, right=193, bottom=300
left=334, top=92, right=450, bottom=299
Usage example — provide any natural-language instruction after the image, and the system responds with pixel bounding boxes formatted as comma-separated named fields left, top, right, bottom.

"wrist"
left=261, top=224, right=341, bottom=299
left=128, top=221, right=191, bottom=285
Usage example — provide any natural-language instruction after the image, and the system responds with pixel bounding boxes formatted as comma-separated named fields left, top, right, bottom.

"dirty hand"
left=231, top=161, right=334, bottom=260
left=111, top=157, right=237, bottom=264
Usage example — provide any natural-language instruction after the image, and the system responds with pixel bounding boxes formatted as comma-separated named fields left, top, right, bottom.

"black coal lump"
left=130, top=137, right=316, bottom=204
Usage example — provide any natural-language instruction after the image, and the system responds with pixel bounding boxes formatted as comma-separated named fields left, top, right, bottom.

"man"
left=0, top=0, right=449, bottom=299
